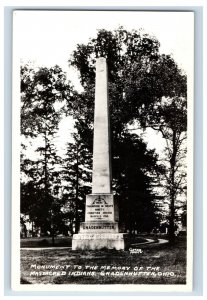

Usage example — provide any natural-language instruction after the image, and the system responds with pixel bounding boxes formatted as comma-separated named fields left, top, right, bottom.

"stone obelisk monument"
left=72, top=57, right=126, bottom=250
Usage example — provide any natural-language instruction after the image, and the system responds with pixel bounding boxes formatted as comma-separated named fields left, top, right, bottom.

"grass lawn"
left=21, top=236, right=72, bottom=248
left=20, top=235, right=149, bottom=248
left=20, top=237, right=186, bottom=285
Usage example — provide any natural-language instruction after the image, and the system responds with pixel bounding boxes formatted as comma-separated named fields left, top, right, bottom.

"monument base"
left=72, top=233, right=128, bottom=250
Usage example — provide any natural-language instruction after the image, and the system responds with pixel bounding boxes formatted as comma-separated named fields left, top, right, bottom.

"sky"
left=13, top=10, right=194, bottom=155
left=14, top=11, right=193, bottom=78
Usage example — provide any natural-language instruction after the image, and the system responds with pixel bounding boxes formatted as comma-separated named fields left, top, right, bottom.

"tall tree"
left=61, top=133, right=92, bottom=234
left=127, top=56, right=187, bottom=242
left=144, top=96, right=187, bottom=243
left=112, top=132, right=164, bottom=234
left=20, top=64, right=72, bottom=235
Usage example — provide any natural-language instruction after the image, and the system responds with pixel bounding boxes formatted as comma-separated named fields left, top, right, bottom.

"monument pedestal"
left=72, top=194, right=128, bottom=250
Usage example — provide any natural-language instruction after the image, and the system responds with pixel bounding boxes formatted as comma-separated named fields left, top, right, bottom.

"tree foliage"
left=20, top=64, right=72, bottom=235
left=61, top=133, right=92, bottom=233
left=112, top=132, right=164, bottom=233
left=21, top=65, right=72, bottom=137
left=147, top=96, right=187, bottom=243
left=68, top=28, right=186, bottom=132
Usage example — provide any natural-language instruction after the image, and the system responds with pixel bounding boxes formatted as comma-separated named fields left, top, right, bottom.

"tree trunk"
left=168, top=130, right=176, bottom=244
left=75, top=145, right=79, bottom=234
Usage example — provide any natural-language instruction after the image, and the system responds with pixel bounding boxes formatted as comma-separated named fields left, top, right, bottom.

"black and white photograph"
left=12, top=10, right=194, bottom=292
